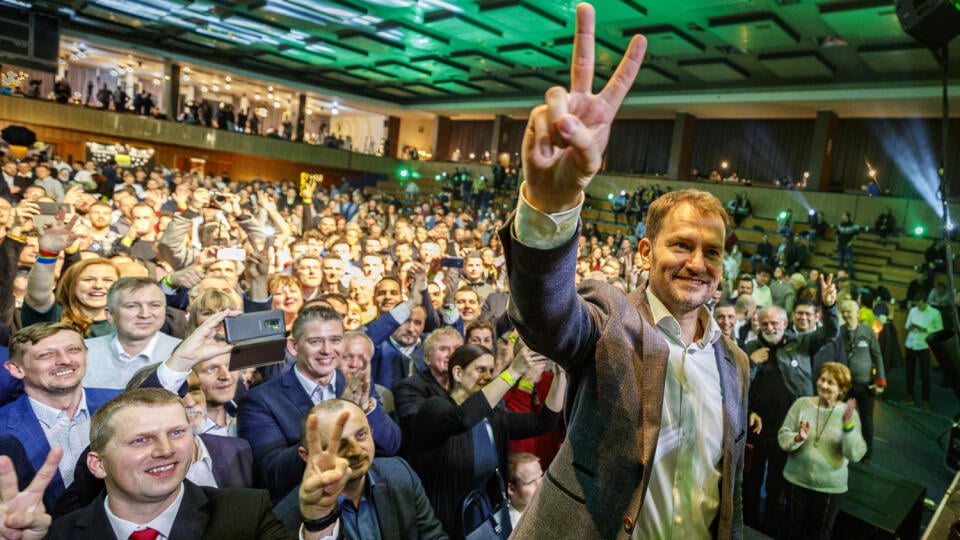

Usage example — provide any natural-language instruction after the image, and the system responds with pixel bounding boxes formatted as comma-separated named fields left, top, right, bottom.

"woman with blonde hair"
left=778, top=362, right=866, bottom=540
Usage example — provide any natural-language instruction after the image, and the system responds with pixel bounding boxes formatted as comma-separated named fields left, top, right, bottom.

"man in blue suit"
left=273, top=399, right=447, bottom=539
left=0, top=322, right=121, bottom=511
left=238, top=305, right=401, bottom=502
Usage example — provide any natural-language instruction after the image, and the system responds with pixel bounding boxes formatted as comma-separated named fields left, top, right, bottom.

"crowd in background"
left=0, top=151, right=947, bottom=539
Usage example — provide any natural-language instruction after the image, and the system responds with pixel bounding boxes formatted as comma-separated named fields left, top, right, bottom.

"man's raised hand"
left=0, top=447, right=62, bottom=540
left=521, top=3, right=647, bottom=213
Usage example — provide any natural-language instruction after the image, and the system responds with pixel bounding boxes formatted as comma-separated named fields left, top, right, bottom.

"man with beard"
left=743, top=293, right=838, bottom=537
left=271, top=399, right=447, bottom=538
left=238, top=306, right=400, bottom=503
left=85, top=202, right=120, bottom=257
left=370, top=305, right=426, bottom=391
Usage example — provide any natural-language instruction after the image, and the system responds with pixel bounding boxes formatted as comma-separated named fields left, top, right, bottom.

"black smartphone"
left=223, top=310, right=286, bottom=343
left=439, top=257, right=464, bottom=268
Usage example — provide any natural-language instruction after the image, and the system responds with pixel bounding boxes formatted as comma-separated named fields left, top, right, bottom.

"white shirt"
left=185, top=436, right=218, bottom=488
left=29, top=391, right=90, bottom=486
left=635, top=292, right=723, bottom=540
left=905, top=304, right=943, bottom=350
left=295, top=366, right=337, bottom=404
left=513, top=183, right=724, bottom=539
left=105, top=481, right=184, bottom=540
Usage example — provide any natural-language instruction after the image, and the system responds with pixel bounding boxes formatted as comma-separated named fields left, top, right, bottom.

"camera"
left=210, top=192, right=228, bottom=205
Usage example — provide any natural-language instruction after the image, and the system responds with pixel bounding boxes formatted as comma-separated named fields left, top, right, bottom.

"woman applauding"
left=778, top=362, right=866, bottom=540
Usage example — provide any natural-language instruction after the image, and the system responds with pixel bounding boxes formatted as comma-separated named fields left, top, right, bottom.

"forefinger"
left=570, top=3, right=596, bottom=94
left=599, top=34, right=647, bottom=110
left=323, top=411, right=350, bottom=457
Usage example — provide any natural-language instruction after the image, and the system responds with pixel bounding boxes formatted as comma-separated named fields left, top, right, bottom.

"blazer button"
left=623, top=516, right=635, bottom=532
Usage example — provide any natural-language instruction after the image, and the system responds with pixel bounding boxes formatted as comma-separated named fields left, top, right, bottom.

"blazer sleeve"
left=366, top=401, right=401, bottom=457
left=237, top=391, right=306, bottom=502
left=500, top=214, right=600, bottom=373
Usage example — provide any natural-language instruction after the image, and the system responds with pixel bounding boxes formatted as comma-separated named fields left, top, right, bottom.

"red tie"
left=129, top=528, right=159, bottom=540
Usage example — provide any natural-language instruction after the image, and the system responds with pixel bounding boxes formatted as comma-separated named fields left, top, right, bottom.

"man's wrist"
left=302, top=506, right=340, bottom=529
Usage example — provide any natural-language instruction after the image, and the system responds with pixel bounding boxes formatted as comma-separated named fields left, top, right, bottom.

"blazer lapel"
left=281, top=368, right=315, bottom=414
left=629, top=289, right=670, bottom=469
left=72, top=492, right=119, bottom=539
left=169, top=481, right=212, bottom=540
left=368, top=466, right=399, bottom=538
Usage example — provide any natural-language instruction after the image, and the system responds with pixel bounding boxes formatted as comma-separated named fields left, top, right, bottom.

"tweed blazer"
left=500, top=215, right=749, bottom=540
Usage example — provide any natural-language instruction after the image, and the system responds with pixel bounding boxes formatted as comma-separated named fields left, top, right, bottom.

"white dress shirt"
left=105, top=481, right=184, bottom=540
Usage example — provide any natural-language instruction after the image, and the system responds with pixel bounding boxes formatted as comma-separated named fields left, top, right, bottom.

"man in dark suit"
left=43, top=387, right=350, bottom=539
left=51, top=432, right=256, bottom=518
left=503, top=6, right=750, bottom=538
left=273, top=399, right=447, bottom=539
left=238, top=305, right=401, bottom=503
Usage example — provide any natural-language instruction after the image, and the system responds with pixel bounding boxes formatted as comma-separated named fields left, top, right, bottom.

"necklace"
left=813, top=400, right=836, bottom=448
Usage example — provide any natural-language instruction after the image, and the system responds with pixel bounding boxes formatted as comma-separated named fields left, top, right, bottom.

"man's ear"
left=87, top=451, right=107, bottom=480
left=451, top=365, right=463, bottom=384
left=637, top=238, right=652, bottom=271
left=297, top=446, right=308, bottom=463
left=104, top=307, right=115, bottom=325
left=4, top=361, right=24, bottom=381
left=286, top=336, right=297, bottom=357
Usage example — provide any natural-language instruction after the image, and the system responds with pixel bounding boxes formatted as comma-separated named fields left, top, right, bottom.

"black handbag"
left=461, top=418, right=513, bottom=540
left=461, top=475, right=512, bottom=540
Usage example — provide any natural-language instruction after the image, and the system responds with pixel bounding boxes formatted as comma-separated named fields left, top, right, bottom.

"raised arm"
left=521, top=4, right=646, bottom=213
left=25, top=216, right=81, bottom=314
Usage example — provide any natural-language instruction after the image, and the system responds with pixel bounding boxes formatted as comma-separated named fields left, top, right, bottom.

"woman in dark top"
left=411, top=343, right=567, bottom=538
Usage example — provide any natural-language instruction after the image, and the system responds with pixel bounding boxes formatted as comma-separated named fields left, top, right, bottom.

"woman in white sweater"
left=778, top=362, right=866, bottom=540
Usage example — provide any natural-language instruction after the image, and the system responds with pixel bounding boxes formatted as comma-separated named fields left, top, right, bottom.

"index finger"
left=570, top=3, right=596, bottom=94
left=323, top=411, right=350, bottom=458
left=598, top=34, right=647, bottom=110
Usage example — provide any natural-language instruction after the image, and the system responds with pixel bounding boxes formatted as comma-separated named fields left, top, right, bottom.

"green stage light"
left=913, top=226, right=925, bottom=237
left=607, top=193, right=614, bottom=200
left=397, top=168, right=409, bottom=179
left=779, top=211, right=788, bottom=219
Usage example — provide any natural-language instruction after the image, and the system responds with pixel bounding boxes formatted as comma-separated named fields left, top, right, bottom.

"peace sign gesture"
left=820, top=273, right=838, bottom=307
left=521, top=3, right=647, bottom=214
left=299, top=411, right=351, bottom=521
left=0, top=447, right=62, bottom=540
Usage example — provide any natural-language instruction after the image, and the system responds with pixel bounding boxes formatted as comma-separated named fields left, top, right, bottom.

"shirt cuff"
left=157, top=362, right=191, bottom=393
left=514, top=182, right=583, bottom=250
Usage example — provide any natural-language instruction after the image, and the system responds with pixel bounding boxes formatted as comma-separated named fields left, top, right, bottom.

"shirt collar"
left=194, top=436, right=213, bottom=470
left=112, top=332, right=162, bottom=361
left=105, top=480, right=184, bottom=540
left=28, top=389, right=89, bottom=427
left=645, top=289, right=721, bottom=348
left=294, top=365, right=336, bottom=398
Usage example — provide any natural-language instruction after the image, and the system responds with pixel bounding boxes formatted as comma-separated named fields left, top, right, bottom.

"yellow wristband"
left=499, top=371, right=516, bottom=386
left=121, top=236, right=134, bottom=247
left=518, top=380, right=535, bottom=393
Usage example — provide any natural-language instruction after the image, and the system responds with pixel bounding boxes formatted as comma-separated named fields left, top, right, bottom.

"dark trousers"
left=837, top=244, right=854, bottom=276
left=784, top=483, right=845, bottom=540
left=743, top=433, right=788, bottom=537
left=850, top=382, right=875, bottom=459
left=905, top=348, right=931, bottom=400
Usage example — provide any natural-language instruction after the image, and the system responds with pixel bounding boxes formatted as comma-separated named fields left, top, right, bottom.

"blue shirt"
left=338, top=469, right=383, bottom=540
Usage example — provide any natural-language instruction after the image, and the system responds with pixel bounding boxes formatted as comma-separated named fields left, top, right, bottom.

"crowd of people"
left=0, top=5, right=947, bottom=539
left=0, top=127, right=946, bottom=540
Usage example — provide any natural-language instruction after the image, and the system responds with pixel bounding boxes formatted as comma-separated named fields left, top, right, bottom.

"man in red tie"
left=40, top=387, right=348, bottom=539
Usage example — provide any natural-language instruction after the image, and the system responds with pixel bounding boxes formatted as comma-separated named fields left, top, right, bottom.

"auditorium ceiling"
left=15, top=0, right=960, bottom=118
